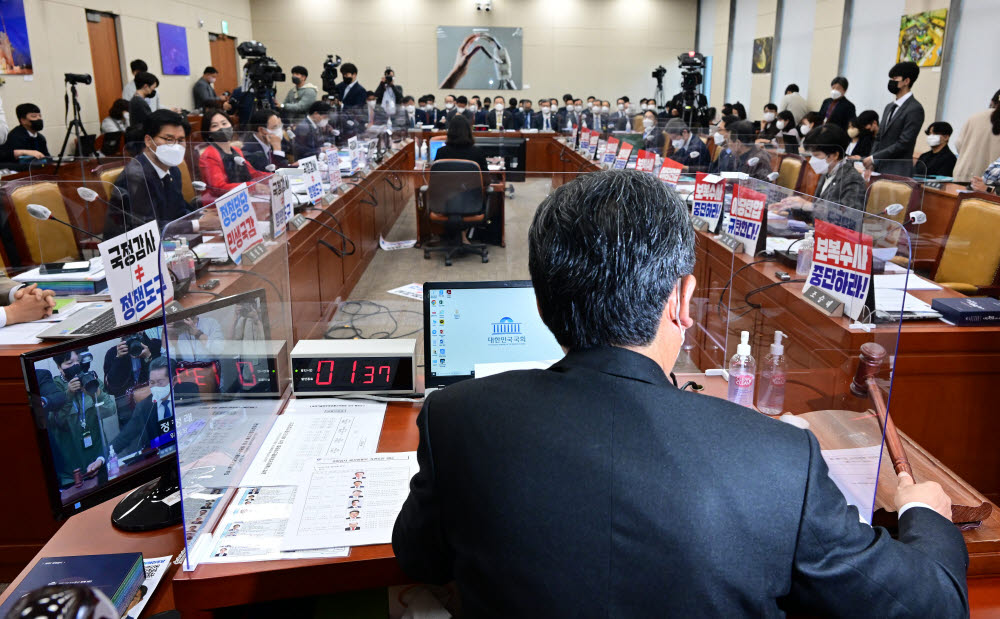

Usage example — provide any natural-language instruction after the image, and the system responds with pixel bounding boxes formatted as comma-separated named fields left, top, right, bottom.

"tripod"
left=55, top=82, right=90, bottom=173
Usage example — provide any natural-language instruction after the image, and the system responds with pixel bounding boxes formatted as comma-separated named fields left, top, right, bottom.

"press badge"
left=82, top=431, right=93, bottom=449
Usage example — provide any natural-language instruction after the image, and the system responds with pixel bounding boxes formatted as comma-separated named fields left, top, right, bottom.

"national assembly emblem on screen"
left=489, top=317, right=526, bottom=346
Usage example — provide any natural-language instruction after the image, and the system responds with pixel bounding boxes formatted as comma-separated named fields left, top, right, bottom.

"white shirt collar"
left=893, top=91, right=913, bottom=108
left=254, top=134, right=270, bottom=152
left=143, top=152, right=170, bottom=178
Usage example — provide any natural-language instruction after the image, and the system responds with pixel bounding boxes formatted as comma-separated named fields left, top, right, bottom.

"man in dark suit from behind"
left=865, top=61, right=925, bottom=177
left=105, top=109, right=209, bottom=239
left=818, top=76, right=857, bottom=130
left=393, top=169, right=968, bottom=617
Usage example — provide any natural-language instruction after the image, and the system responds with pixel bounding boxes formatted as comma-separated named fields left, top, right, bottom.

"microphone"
left=27, top=203, right=103, bottom=242
left=880, top=203, right=905, bottom=217
left=75, top=186, right=150, bottom=231
left=766, top=171, right=779, bottom=182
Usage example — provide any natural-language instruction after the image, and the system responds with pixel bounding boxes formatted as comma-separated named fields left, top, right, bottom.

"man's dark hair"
left=732, top=102, right=747, bottom=120
left=721, top=103, right=734, bottom=116
left=341, top=62, right=357, bottom=75
left=456, top=95, right=468, bottom=104
left=445, top=114, right=474, bottom=148
left=134, top=71, right=159, bottom=89
left=365, top=90, right=376, bottom=99
left=15, top=103, right=40, bottom=120
left=110, top=98, right=130, bottom=120
left=925, top=121, right=953, bottom=136
left=204, top=66, right=218, bottom=75
left=853, top=109, right=880, bottom=131
left=417, top=96, right=427, bottom=104
left=727, top=120, right=757, bottom=145
left=308, top=101, right=331, bottom=115
left=250, top=109, right=279, bottom=132
left=53, top=351, right=74, bottom=366
left=291, top=65, right=308, bottom=77
left=664, top=118, right=687, bottom=135
left=622, top=96, right=630, bottom=103
left=992, top=88, right=1000, bottom=136
left=402, top=95, right=414, bottom=104
left=803, top=123, right=849, bottom=158
left=719, top=114, right=740, bottom=129
left=785, top=83, right=799, bottom=94
left=889, top=61, right=920, bottom=86
left=764, top=102, right=778, bottom=112
left=831, top=76, right=849, bottom=91
left=528, top=170, right=695, bottom=349
left=563, top=93, right=573, bottom=102
left=130, top=59, right=148, bottom=73
left=776, top=110, right=795, bottom=125
left=142, top=109, right=187, bottom=138
left=149, top=355, right=173, bottom=376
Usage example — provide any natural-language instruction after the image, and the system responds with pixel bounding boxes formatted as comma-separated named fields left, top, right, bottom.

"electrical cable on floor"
left=324, top=300, right=423, bottom=340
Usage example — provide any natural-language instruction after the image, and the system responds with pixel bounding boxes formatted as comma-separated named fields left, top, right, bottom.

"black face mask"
left=29, top=119, right=43, bottom=132
left=292, top=76, right=302, bottom=86
left=887, top=79, right=901, bottom=95
left=146, top=89, right=157, bottom=99
left=209, top=127, right=234, bottom=143
left=342, top=76, right=353, bottom=84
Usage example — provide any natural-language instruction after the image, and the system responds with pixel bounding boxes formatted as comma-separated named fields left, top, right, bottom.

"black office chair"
left=421, top=159, right=491, bottom=266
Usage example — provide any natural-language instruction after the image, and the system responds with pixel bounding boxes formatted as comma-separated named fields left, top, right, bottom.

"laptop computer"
left=38, top=303, right=118, bottom=340
left=422, top=281, right=564, bottom=392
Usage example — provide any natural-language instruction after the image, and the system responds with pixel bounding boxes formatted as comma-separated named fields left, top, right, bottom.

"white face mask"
left=317, top=118, right=329, bottom=128
left=640, top=104, right=647, bottom=111
left=588, top=102, right=594, bottom=109
left=405, top=105, right=415, bottom=114
left=150, top=385, right=171, bottom=403
left=830, top=89, right=843, bottom=100
left=153, top=143, right=185, bottom=167
left=468, top=104, right=477, bottom=112
left=713, top=132, right=726, bottom=145
left=808, top=155, right=829, bottom=175
left=494, top=104, right=504, bottom=112
left=800, top=124, right=811, bottom=135
left=267, top=126, right=283, bottom=138
left=574, top=105, right=583, bottom=112
left=926, top=133, right=942, bottom=147
left=763, top=112, right=775, bottom=122
left=643, top=118, right=655, bottom=129
left=425, top=104, right=435, bottom=112
left=541, top=107, right=550, bottom=114
left=671, top=138, right=685, bottom=150
left=445, top=102, right=454, bottom=109
left=367, top=100, right=376, bottom=109
left=617, top=103, right=625, bottom=111
left=601, top=106, right=610, bottom=113
left=775, top=120, right=786, bottom=130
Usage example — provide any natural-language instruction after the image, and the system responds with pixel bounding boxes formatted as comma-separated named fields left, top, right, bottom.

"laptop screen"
left=429, top=140, right=445, bottom=162
left=423, top=281, right=564, bottom=388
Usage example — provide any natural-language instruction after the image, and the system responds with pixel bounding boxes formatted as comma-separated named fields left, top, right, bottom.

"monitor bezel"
left=20, top=288, right=269, bottom=521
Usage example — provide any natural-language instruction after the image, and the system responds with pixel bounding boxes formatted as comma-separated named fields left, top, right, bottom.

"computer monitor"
left=423, top=281, right=564, bottom=390
left=428, top=139, right=445, bottom=163
left=20, top=289, right=272, bottom=531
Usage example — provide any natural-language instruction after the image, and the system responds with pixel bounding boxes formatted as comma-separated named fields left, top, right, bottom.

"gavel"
left=850, top=342, right=913, bottom=477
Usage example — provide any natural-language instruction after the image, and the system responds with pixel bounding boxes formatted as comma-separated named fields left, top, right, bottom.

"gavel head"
left=850, top=342, right=887, bottom=398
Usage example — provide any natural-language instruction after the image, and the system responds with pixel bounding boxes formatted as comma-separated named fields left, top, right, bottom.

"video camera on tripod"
left=238, top=40, right=285, bottom=99
left=321, top=54, right=342, bottom=97
left=672, top=51, right=710, bottom=128
left=55, top=72, right=95, bottom=170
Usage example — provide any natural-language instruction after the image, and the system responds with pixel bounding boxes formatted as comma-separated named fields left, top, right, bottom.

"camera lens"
left=82, top=372, right=100, bottom=395
left=128, top=337, right=144, bottom=357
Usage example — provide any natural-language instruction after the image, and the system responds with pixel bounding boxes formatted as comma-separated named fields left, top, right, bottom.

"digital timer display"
left=292, top=356, right=414, bottom=393
left=173, top=359, right=279, bottom=394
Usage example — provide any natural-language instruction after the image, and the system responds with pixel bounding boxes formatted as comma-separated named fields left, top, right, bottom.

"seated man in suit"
left=487, top=96, right=515, bottom=130
left=818, top=76, right=857, bottom=131
left=584, top=102, right=604, bottom=133
left=665, top=118, right=710, bottom=171
left=780, top=124, right=866, bottom=213
left=362, top=91, right=388, bottom=130
left=640, top=111, right=665, bottom=153
left=440, top=94, right=457, bottom=127
left=610, top=98, right=631, bottom=131
left=726, top=120, right=774, bottom=181
left=0, top=277, right=55, bottom=327
left=470, top=96, right=486, bottom=126
left=105, top=110, right=211, bottom=239
left=393, top=169, right=968, bottom=617
left=518, top=99, right=536, bottom=130
left=112, top=356, right=194, bottom=456
left=536, top=100, right=556, bottom=131
left=0, top=103, right=50, bottom=167
left=452, top=96, right=475, bottom=126
left=294, top=101, right=333, bottom=160
left=242, top=109, right=290, bottom=172
left=416, top=96, right=442, bottom=127
left=865, top=61, right=925, bottom=177
left=709, top=114, right=741, bottom=174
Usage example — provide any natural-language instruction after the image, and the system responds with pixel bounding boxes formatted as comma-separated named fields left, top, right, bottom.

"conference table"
left=3, top=134, right=1000, bottom=615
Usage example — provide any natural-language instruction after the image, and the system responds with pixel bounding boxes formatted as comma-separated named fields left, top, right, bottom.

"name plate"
left=289, top=214, right=310, bottom=230
left=803, top=285, right=844, bottom=316
left=242, top=243, right=269, bottom=265
left=716, top=233, right=743, bottom=253
left=690, top=216, right=708, bottom=231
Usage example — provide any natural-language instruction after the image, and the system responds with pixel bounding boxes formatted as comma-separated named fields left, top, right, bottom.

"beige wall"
left=749, top=0, right=776, bottom=113
left=1, top=0, right=252, bottom=139
left=707, top=1, right=730, bottom=110
left=250, top=0, right=698, bottom=107
left=805, top=0, right=845, bottom=111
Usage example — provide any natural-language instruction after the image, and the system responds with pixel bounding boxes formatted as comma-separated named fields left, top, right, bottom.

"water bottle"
left=728, top=331, right=756, bottom=407
left=169, top=238, right=196, bottom=281
left=757, top=331, right=787, bottom=415
left=796, top=231, right=814, bottom=276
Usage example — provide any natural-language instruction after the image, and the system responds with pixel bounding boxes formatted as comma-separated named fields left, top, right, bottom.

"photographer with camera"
left=103, top=332, right=161, bottom=424
left=374, top=67, right=402, bottom=117
left=0, top=103, right=50, bottom=167
left=50, top=349, right=117, bottom=489
left=280, top=65, right=319, bottom=123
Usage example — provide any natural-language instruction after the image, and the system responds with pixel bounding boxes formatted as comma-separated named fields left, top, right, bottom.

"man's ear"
left=669, top=275, right=696, bottom=328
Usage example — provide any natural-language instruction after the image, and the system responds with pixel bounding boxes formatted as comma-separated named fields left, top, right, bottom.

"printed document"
left=821, top=445, right=882, bottom=520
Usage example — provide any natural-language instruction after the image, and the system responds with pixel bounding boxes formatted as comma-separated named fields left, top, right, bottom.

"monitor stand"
left=111, top=466, right=182, bottom=532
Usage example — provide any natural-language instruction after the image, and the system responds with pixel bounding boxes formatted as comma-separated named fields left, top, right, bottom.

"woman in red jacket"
left=198, top=110, right=270, bottom=203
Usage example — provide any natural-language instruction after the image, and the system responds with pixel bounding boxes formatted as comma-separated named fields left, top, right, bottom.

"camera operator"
left=103, top=332, right=162, bottom=424
left=374, top=67, right=402, bottom=117
left=279, top=65, right=318, bottom=123
left=0, top=103, right=50, bottom=167
left=50, top=350, right=116, bottom=489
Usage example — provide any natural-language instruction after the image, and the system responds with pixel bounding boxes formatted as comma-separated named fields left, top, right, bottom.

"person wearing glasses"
left=105, top=109, right=217, bottom=238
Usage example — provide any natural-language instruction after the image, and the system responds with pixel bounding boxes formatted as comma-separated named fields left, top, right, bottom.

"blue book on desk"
left=0, top=553, right=144, bottom=617
left=931, top=296, right=1000, bottom=326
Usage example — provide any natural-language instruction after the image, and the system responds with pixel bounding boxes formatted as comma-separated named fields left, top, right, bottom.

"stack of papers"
left=874, top=288, right=939, bottom=315
left=873, top=274, right=941, bottom=291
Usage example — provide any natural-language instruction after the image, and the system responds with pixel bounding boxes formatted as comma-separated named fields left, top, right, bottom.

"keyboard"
left=73, top=309, right=117, bottom=335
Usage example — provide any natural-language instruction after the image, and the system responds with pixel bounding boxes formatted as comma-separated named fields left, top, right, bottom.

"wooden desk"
left=0, top=144, right=415, bottom=580
left=4, top=386, right=999, bottom=616
left=691, top=230, right=1000, bottom=499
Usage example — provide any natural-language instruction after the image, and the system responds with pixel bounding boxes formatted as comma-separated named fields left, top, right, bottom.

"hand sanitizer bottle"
left=728, top=331, right=756, bottom=407
left=420, top=141, right=428, bottom=162
left=107, top=446, right=120, bottom=480
left=796, top=231, right=814, bottom=276
left=757, top=331, right=787, bottom=415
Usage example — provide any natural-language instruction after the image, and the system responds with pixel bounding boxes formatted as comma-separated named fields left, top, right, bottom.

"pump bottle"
left=757, top=331, right=787, bottom=415
left=727, top=331, right=756, bottom=407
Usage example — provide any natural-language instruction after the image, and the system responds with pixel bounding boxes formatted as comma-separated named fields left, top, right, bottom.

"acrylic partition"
left=158, top=173, right=293, bottom=571
left=713, top=175, right=907, bottom=524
